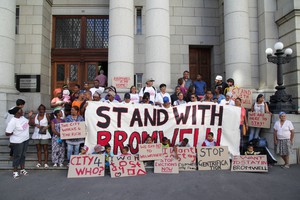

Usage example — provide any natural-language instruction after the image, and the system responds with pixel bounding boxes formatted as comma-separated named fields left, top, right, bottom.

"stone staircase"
left=0, top=133, right=67, bottom=170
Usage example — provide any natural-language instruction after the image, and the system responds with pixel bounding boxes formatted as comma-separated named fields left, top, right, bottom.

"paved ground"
left=0, top=165, right=299, bottom=200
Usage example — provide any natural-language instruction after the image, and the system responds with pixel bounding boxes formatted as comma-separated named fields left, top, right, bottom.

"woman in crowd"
left=201, top=90, right=214, bottom=102
left=30, top=104, right=51, bottom=168
left=173, top=92, right=186, bottom=106
left=65, top=106, right=85, bottom=165
left=189, top=93, right=198, bottom=103
left=6, top=107, right=33, bottom=179
left=220, top=92, right=235, bottom=106
left=213, top=86, right=225, bottom=104
left=129, top=85, right=140, bottom=104
left=72, top=91, right=84, bottom=109
left=51, top=109, right=65, bottom=167
left=178, top=78, right=187, bottom=96
left=248, top=94, right=270, bottom=141
left=51, top=88, right=64, bottom=110
left=105, top=86, right=122, bottom=102
left=185, top=85, right=199, bottom=102
left=235, top=98, right=248, bottom=153
left=274, top=112, right=294, bottom=169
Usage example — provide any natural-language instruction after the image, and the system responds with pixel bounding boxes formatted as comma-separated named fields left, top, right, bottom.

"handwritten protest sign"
left=60, top=122, right=86, bottom=140
left=175, top=147, right=197, bottom=171
left=110, top=155, right=146, bottom=178
left=197, top=146, right=230, bottom=170
left=231, top=155, right=268, bottom=172
left=139, top=143, right=163, bottom=161
left=154, top=157, right=179, bottom=174
left=248, top=112, right=271, bottom=128
left=112, top=76, right=131, bottom=89
left=68, top=154, right=105, bottom=178
left=231, top=88, right=252, bottom=109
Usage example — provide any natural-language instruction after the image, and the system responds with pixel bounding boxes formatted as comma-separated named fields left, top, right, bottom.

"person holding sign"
left=274, top=112, right=295, bottom=169
left=51, top=109, right=65, bottom=167
left=65, top=106, right=85, bottom=165
left=248, top=94, right=270, bottom=142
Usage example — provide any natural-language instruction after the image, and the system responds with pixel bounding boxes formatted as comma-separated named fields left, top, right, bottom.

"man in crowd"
left=193, top=74, right=206, bottom=99
left=183, top=70, right=193, bottom=89
left=139, top=78, right=157, bottom=103
left=214, top=75, right=228, bottom=93
left=94, top=70, right=107, bottom=88
left=90, top=80, right=105, bottom=96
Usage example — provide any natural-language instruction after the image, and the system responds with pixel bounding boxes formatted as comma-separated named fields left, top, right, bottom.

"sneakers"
left=53, top=163, right=58, bottom=167
left=281, top=164, right=290, bottom=169
left=44, top=163, right=49, bottom=169
left=20, top=169, right=29, bottom=176
left=59, top=163, right=64, bottom=167
left=13, top=172, right=20, bottom=179
left=36, top=163, right=41, bottom=168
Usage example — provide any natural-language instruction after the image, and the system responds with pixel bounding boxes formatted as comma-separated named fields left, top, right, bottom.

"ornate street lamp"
left=265, top=42, right=296, bottom=113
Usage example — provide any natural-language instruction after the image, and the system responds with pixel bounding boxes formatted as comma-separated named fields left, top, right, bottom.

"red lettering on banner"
left=97, top=131, right=111, bottom=146
left=113, top=131, right=128, bottom=154
left=128, top=131, right=141, bottom=154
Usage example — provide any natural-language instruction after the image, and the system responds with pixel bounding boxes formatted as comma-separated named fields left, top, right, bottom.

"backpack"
left=142, top=86, right=157, bottom=98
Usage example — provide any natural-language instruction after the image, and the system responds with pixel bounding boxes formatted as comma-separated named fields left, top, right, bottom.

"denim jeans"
left=67, top=144, right=80, bottom=161
left=12, top=140, right=29, bottom=168
left=248, top=127, right=261, bottom=142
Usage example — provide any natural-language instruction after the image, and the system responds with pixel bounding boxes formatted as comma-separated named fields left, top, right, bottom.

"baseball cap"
left=163, top=96, right=170, bottom=103
left=215, top=75, right=222, bottom=81
left=94, top=144, right=103, bottom=153
left=145, top=78, right=155, bottom=83
left=81, top=145, right=89, bottom=152
left=124, top=93, right=130, bottom=99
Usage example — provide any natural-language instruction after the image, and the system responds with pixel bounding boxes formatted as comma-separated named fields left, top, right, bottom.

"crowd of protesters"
left=4, top=70, right=295, bottom=179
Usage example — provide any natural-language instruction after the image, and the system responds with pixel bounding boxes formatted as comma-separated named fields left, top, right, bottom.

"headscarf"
left=279, top=111, right=286, bottom=117
left=53, top=88, right=62, bottom=96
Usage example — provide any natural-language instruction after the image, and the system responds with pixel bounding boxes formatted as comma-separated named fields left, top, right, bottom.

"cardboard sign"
left=60, top=122, right=86, bottom=140
left=154, top=157, right=179, bottom=174
left=248, top=112, right=271, bottom=128
left=110, top=155, right=146, bottom=178
left=67, top=154, right=105, bottom=178
left=112, top=76, right=131, bottom=89
left=139, top=143, right=163, bottom=161
left=231, top=155, right=268, bottom=172
left=197, top=146, right=230, bottom=170
left=231, top=88, right=252, bottom=109
left=176, top=147, right=197, bottom=171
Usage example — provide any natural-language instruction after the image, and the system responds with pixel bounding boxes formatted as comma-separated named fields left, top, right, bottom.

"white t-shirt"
left=274, top=120, right=294, bottom=140
left=130, top=93, right=140, bottom=104
left=138, top=86, right=157, bottom=103
left=220, top=99, right=235, bottom=106
left=90, top=87, right=105, bottom=96
left=6, top=116, right=30, bottom=143
left=155, top=92, right=171, bottom=104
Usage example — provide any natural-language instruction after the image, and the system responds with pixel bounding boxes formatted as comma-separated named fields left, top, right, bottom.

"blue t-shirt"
left=194, top=80, right=206, bottom=96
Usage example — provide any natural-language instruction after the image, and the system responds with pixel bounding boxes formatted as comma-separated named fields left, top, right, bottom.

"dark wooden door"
left=189, top=47, right=211, bottom=88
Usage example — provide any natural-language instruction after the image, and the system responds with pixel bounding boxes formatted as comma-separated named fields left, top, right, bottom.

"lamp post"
left=265, top=42, right=296, bottom=113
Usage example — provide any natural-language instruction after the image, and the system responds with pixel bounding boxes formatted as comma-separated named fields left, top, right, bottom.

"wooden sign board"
left=60, top=122, right=86, bottom=140
left=248, top=112, right=271, bottom=128
left=139, top=143, right=163, bottom=161
left=231, top=88, right=252, bottom=109
left=231, top=155, right=268, bottom=172
left=110, top=155, right=146, bottom=178
left=67, top=154, right=105, bottom=178
left=197, top=146, right=230, bottom=170
left=176, top=147, right=197, bottom=171
left=154, top=157, right=179, bottom=174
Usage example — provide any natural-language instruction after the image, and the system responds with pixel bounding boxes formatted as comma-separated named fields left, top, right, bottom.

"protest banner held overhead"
left=68, top=154, right=105, bottom=178
left=85, top=102, right=241, bottom=155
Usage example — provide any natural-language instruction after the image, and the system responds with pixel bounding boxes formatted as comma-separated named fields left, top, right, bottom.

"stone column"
left=108, top=0, right=134, bottom=89
left=0, top=0, right=17, bottom=93
left=145, top=0, right=171, bottom=87
left=224, top=0, right=252, bottom=88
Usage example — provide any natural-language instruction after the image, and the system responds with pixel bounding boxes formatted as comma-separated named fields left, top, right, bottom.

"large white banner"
left=85, top=102, right=241, bottom=155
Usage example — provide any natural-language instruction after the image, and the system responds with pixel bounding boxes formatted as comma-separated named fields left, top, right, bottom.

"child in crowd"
left=244, top=145, right=260, bottom=155
left=79, top=145, right=89, bottom=155
left=144, top=135, right=153, bottom=144
left=104, top=144, right=114, bottom=167
left=202, top=132, right=219, bottom=147
left=92, top=144, right=103, bottom=154
left=162, top=137, right=170, bottom=148
left=62, top=89, right=71, bottom=103
left=120, top=145, right=131, bottom=156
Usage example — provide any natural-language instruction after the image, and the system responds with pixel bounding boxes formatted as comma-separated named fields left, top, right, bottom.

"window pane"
left=57, top=64, right=65, bottom=81
left=69, top=64, right=78, bottom=81
left=87, top=64, right=97, bottom=81
left=136, top=7, right=142, bottom=35
left=86, top=18, right=109, bottom=48
left=55, top=18, right=81, bottom=48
